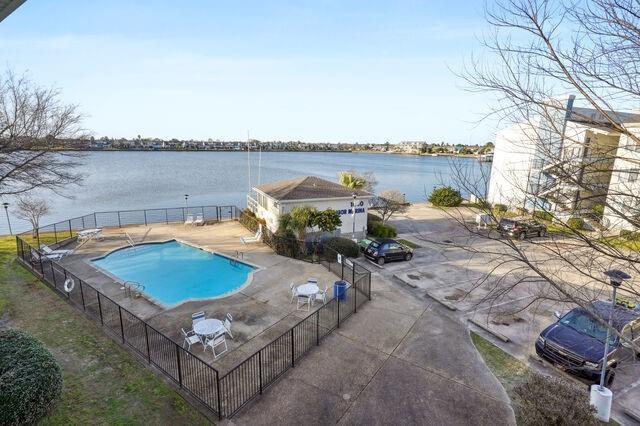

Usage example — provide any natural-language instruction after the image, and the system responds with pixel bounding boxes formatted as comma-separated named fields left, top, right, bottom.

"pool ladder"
left=231, top=250, right=244, bottom=266
left=122, top=281, right=145, bottom=298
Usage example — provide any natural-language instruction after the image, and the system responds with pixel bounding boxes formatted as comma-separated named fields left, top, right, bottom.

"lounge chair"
left=193, top=214, right=204, bottom=226
left=39, top=244, right=73, bottom=260
left=204, top=333, right=228, bottom=358
left=184, top=214, right=195, bottom=226
left=241, top=224, right=262, bottom=244
left=191, top=311, right=206, bottom=326
left=77, top=228, right=103, bottom=243
left=181, top=328, right=203, bottom=350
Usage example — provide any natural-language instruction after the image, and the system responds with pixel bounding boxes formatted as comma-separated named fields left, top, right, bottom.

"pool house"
left=247, top=176, right=374, bottom=240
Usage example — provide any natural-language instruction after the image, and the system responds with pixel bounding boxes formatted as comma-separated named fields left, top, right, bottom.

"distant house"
left=247, top=176, right=374, bottom=239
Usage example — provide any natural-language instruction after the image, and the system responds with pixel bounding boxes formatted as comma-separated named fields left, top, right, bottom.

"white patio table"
left=193, top=319, right=224, bottom=339
left=296, top=283, right=320, bottom=297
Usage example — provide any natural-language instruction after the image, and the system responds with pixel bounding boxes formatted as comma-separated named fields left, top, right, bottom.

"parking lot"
left=379, top=204, right=640, bottom=424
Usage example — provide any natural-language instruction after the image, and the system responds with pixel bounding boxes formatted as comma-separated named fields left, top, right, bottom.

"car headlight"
left=584, top=361, right=599, bottom=369
left=537, top=335, right=545, bottom=345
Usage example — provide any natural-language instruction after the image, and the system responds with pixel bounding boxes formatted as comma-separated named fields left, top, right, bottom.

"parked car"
left=535, top=301, right=640, bottom=386
left=358, top=238, right=374, bottom=253
left=364, top=238, right=413, bottom=265
left=497, top=217, right=547, bottom=240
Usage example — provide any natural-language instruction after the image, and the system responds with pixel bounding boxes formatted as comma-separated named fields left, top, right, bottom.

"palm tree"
left=338, top=171, right=366, bottom=189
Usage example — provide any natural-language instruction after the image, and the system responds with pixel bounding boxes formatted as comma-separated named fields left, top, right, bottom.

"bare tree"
left=0, top=68, right=85, bottom=197
left=408, top=0, right=640, bottom=373
left=15, top=197, right=49, bottom=237
left=371, top=189, right=409, bottom=223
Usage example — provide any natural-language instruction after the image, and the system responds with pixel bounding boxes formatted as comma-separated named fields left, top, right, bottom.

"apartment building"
left=488, top=96, right=640, bottom=231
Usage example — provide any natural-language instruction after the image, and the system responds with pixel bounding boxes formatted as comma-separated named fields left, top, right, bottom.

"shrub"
left=532, top=210, right=553, bottom=222
left=323, top=237, right=359, bottom=259
left=239, top=209, right=262, bottom=233
left=369, top=222, right=397, bottom=238
left=493, top=203, right=508, bottom=213
left=566, top=217, right=586, bottom=230
left=620, top=229, right=640, bottom=241
left=514, top=207, right=528, bottom=216
left=514, top=374, right=597, bottom=426
left=0, top=329, right=62, bottom=425
left=428, top=186, right=462, bottom=207
left=591, top=203, right=604, bottom=220
left=265, top=230, right=300, bottom=258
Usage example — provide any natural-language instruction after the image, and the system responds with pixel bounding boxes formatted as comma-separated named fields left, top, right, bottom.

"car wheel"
left=605, top=368, right=616, bottom=387
left=405, top=253, right=413, bottom=261
left=518, top=232, right=526, bottom=241
left=377, top=257, right=385, bottom=266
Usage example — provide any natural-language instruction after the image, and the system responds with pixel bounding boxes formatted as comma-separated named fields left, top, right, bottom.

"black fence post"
left=316, top=310, right=320, bottom=346
left=258, top=350, right=263, bottom=394
left=144, top=210, right=148, bottom=226
left=144, top=324, right=151, bottom=364
left=117, top=211, right=122, bottom=228
left=290, top=328, right=295, bottom=367
left=53, top=223, right=59, bottom=243
left=337, top=295, right=340, bottom=328
left=93, top=212, right=97, bottom=228
left=353, top=265, right=357, bottom=313
left=68, top=220, right=73, bottom=239
left=79, top=280, right=86, bottom=311
left=50, top=262, right=57, bottom=288
left=97, top=293, right=104, bottom=325
left=176, top=345, right=183, bottom=387
left=216, top=370, right=222, bottom=420
left=82, top=216, right=86, bottom=229
left=182, top=208, right=185, bottom=222
left=118, top=306, right=125, bottom=343
left=165, top=209, right=169, bottom=224
left=341, top=259, right=344, bottom=280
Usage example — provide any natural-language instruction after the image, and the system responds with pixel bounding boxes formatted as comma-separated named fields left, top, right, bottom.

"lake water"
left=2, top=151, right=487, bottom=233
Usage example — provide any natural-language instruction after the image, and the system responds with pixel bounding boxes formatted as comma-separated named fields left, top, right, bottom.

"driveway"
left=230, top=270, right=515, bottom=425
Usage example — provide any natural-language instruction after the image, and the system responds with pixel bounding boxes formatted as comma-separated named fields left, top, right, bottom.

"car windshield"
left=560, top=310, right=618, bottom=345
left=369, top=241, right=380, bottom=249
left=500, top=219, right=516, bottom=227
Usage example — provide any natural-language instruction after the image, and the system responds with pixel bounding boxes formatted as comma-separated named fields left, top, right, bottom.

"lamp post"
left=352, top=193, right=357, bottom=241
left=184, top=194, right=189, bottom=209
left=2, top=202, right=11, bottom=235
left=590, top=269, right=631, bottom=422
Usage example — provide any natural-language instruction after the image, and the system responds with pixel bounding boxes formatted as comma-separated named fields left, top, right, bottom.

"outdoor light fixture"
left=2, top=202, right=11, bottom=235
left=184, top=194, right=189, bottom=209
left=590, top=269, right=632, bottom=422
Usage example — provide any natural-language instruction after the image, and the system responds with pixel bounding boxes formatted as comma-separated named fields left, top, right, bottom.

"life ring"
left=64, top=278, right=75, bottom=293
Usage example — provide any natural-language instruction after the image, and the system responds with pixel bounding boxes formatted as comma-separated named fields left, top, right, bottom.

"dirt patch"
left=407, top=274, right=422, bottom=281
left=490, top=314, right=526, bottom=327
left=444, top=288, right=468, bottom=301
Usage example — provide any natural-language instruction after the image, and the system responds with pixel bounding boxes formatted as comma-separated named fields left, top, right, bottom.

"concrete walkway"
left=229, top=271, right=516, bottom=425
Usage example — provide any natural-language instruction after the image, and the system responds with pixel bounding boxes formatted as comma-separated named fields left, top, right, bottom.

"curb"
left=392, top=274, right=418, bottom=288
left=393, top=274, right=458, bottom=311
left=468, top=318, right=510, bottom=343
left=624, top=407, right=640, bottom=423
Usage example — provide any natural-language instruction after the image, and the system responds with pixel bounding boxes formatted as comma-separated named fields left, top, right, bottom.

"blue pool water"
left=92, top=240, right=256, bottom=306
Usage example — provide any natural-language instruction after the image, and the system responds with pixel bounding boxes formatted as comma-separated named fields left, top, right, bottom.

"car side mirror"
left=554, top=310, right=562, bottom=319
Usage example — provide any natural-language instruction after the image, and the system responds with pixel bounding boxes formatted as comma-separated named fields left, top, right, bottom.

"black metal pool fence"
left=15, top=205, right=372, bottom=419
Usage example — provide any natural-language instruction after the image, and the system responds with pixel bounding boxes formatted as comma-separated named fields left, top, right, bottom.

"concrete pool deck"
left=57, top=220, right=340, bottom=373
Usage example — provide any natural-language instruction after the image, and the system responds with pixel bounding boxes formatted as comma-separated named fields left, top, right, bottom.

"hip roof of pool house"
left=254, top=176, right=374, bottom=202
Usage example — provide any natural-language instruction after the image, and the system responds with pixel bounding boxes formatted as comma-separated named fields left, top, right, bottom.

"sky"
left=0, top=0, right=497, bottom=144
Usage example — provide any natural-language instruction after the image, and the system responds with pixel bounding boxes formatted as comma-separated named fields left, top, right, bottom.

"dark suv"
left=497, top=217, right=547, bottom=240
left=364, top=239, right=413, bottom=265
left=535, top=301, right=640, bottom=386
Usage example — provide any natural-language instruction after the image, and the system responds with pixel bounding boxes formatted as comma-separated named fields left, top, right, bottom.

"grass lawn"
left=0, top=236, right=210, bottom=425
left=397, top=238, right=421, bottom=249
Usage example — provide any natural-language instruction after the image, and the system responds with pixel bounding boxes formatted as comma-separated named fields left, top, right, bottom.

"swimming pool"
left=91, top=240, right=256, bottom=306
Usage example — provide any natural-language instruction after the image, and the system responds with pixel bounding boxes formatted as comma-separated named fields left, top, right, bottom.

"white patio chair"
left=193, top=214, right=204, bottom=226
left=184, top=214, right=195, bottom=226
left=204, top=333, right=228, bottom=358
left=181, top=328, right=202, bottom=350
left=240, top=224, right=263, bottom=244
left=314, top=286, right=328, bottom=305
left=297, top=294, right=311, bottom=311
left=223, top=317, right=234, bottom=339
left=191, top=311, right=205, bottom=326
left=40, top=244, right=73, bottom=259
left=289, top=282, right=298, bottom=303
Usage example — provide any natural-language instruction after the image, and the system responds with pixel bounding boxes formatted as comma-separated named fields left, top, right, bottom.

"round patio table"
left=193, top=319, right=224, bottom=338
left=296, top=283, right=320, bottom=297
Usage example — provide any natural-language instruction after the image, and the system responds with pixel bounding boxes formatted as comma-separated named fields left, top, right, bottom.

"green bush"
left=591, top=204, right=604, bottom=220
left=264, top=230, right=301, bottom=258
left=369, top=222, right=397, bottom=238
left=514, top=374, right=597, bottom=426
left=620, top=229, right=640, bottom=241
left=566, top=217, right=586, bottom=230
left=0, top=329, right=62, bottom=425
left=532, top=210, right=553, bottom=222
left=428, top=186, right=462, bottom=207
left=239, top=209, right=262, bottom=233
left=493, top=203, right=508, bottom=213
left=323, top=237, right=360, bottom=260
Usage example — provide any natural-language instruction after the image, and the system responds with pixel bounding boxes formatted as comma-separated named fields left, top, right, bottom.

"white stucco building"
left=487, top=95, right=640, bottom=230
left=247, top=176, right=374, bottom=239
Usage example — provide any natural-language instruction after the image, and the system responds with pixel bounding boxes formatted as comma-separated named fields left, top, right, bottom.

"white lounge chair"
left=223, top=313, right=234, bottom=339
left=184, top=214, right=195, bottom=226
left=77, top=228, right=103, bottom=243
left=39, top=244, right=73, bottom=260
left=241, top=224, right=262, bottom=244
left=204, top=333, right=228, bottom=358
left=191, top=311, right=206, bottom=326
left=193, top=215, right=204, bottom=226
left=181, top=328, right=203, bottom=350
